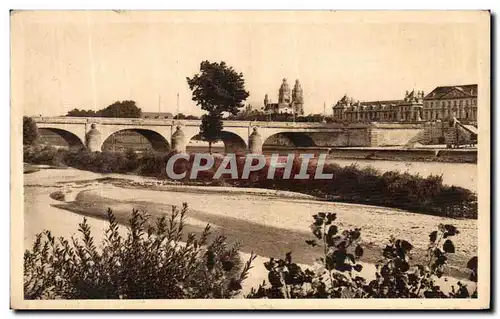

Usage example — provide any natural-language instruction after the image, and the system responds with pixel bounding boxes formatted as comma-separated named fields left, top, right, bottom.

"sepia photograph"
left=10, top=10, right=490, bottom=310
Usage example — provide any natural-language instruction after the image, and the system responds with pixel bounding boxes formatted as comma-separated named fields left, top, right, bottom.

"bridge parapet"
left=33, top=116, right=374, bottom=129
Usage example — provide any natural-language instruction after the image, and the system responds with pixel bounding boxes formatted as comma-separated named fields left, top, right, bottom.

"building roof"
left=424, top=84, right=477, bottom=100
left=359, top=99, right=403, bottom=106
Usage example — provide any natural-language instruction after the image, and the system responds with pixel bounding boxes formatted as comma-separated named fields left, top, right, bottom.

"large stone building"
left=263, top=78, right=304, bottom=115
left=332, top=90, right=425, bottom=122
left=422, top=84, right=477, bottom=122
left=332, top=84, right=478, bottom=123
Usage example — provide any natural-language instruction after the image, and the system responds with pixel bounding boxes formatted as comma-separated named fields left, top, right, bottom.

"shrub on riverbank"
left=264, top=163, right=478, bottom=219
left=23, top=146, right=477, bottom=218
left=49, top=191, right=65, bottom=201
left=24, top=204, right=255, bottom=299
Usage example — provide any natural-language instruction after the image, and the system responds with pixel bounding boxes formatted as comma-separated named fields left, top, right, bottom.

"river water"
left=326, top=158, right=476, bottom=192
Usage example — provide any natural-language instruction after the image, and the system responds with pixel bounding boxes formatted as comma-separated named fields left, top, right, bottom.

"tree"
left=23, top=116, right=39, bottom=145
left=99, top=100, right=142, bottom=118
left=66, top=109, right=97, bottom=117
left=187, top=61, right=249, bottom=153
left=66, top=101, right=142, bottom=118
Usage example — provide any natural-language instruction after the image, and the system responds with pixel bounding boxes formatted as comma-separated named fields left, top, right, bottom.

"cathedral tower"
left=292, top=79, right=304, bottom=115
left=278, top=78, right=291, bottom=104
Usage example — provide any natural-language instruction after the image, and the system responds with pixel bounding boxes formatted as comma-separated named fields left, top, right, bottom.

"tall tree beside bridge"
left=187, top=61, right=249, bottom=154
left=23, top=116, right=39, bottom=145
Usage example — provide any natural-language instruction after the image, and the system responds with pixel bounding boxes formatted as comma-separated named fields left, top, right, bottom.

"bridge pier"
left=171, top=126, right=187, bottom=153
left=85, top=124, right=101, bottom=152
left=248, top=127, right=263, bottom=154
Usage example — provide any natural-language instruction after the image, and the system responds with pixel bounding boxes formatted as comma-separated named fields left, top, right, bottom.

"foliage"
left=99, top=100, right=142, bottom=118
left=173, top=113, right=200, bottom=120
left=23, top=145, right=67, bottom=166
left=24, top=204, right=256, bottom=299
left=23, top=116, right=39, bottom=145
left=49, top=191, right=66, bottom=201
left=248, top=212, right=477, bottom=299
left=187, top=61, right=249, bottom=153
left=66, top=100, right=142, bottom=118
left=199, top=113, right=224, bottom=153
left=66, top=109, right=98, bottom=117
left=23, top=145, right=164, bottom=175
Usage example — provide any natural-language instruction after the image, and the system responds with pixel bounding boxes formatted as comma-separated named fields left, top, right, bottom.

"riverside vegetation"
left=24, top=204, right=478, bottom=299
left=24, top=145, right=477, bottom=219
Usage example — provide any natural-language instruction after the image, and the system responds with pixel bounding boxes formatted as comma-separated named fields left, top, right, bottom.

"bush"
left=23, top=145, right=67, bottom=166
left=248, top=212, right=478, bottom=299
left=49, top=191, right=65, bottom=201
left=24, top=204, right=256, bottom=299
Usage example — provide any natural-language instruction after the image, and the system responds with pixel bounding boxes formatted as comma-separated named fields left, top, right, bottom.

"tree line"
left=66, top=100, right=142, bottom=118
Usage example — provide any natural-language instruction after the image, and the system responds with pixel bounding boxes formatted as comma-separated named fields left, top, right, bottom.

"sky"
left=12, top=11, right=483, bottom=117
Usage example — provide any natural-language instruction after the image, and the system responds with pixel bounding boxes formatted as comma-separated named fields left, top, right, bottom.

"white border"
left=4, top=1, right=499, bottom=318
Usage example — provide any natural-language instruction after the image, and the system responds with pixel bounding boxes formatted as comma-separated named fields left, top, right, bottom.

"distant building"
left=141, top=112, right=174, bottom=119
left=332, top=90, right=425, bottom=122
left=263, top=78, right=304, bottom=115
left=422, top=84, right=477, bottom=122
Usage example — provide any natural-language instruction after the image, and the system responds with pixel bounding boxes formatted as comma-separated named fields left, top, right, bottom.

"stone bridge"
left=32, top=116, right=429, bottom=153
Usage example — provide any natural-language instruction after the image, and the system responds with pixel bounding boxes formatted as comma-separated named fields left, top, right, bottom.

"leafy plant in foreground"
left=248, top=213, right=478, bottom=299
left=248, top=212, right=366, bottom=298
left=24, top=203, right=256, bottom=299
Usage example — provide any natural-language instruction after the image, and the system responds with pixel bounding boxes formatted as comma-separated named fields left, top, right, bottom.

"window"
left=454, top=101, right=457, bottom=106
left=430, top=102, right=434, bottom=108
left=466, top=100, right=469, bottom=106
left=442, top=101, right=446, bottom=107
left=448, top=101, right=451, bottom=107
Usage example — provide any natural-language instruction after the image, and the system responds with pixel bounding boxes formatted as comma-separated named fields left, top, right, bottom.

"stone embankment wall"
left=369, top=123, right=425, bottom=147
left=328, top=147, right=477, bottom=163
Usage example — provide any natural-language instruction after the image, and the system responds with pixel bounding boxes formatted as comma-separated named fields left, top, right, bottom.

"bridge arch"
left=262, top=132, right=316, bottom=149
left=38, top=128, right=85, bottom=149
left=101, top=129, right=170, bottom=152
left=186, top=131, right=248, bottom=154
